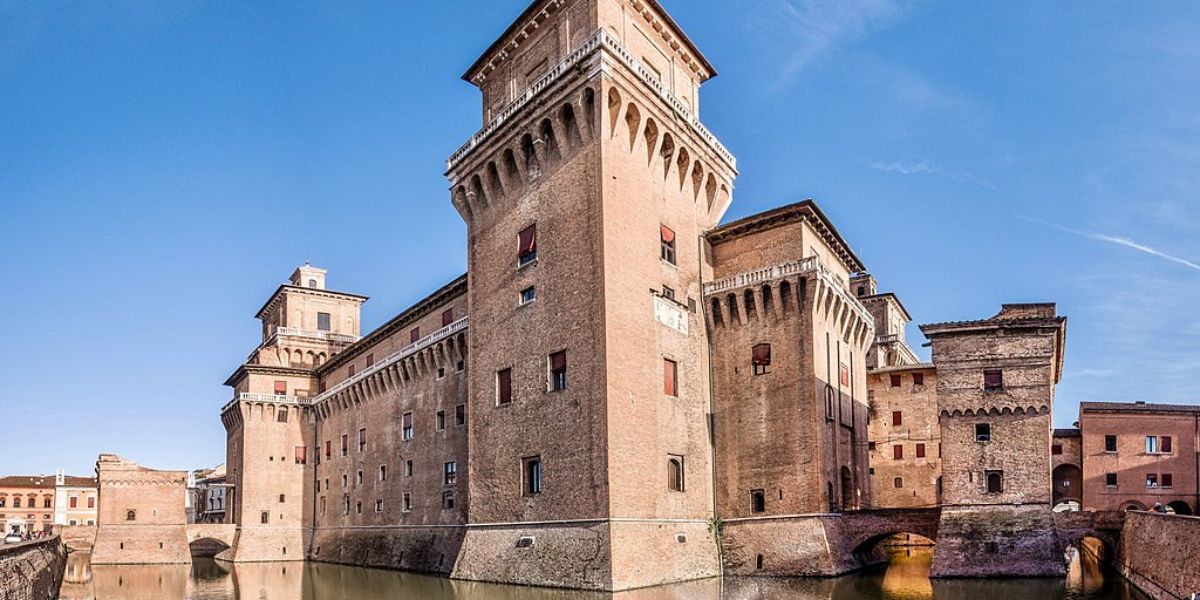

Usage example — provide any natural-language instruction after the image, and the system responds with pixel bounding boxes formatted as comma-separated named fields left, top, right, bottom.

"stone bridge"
left=186, top=523, right=236, bottom=547
left=837, top=508, right=942, bottom=554
left=1053, top=510, right=1124, bottom=556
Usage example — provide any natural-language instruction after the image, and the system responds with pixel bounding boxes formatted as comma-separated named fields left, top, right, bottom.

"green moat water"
left=58, top=546, right=1148, bottom=600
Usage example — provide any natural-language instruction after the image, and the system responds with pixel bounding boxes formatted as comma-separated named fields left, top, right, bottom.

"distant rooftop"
left=1081, top=401, right=1200, bottom=415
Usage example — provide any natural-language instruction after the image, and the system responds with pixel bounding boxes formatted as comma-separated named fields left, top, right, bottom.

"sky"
left=1, top=1, right=1198, bottom=476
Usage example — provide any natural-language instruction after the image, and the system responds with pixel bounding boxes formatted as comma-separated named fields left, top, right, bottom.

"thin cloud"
left=869, top=160, right=996, bottom=189
left=1012, top=213, right=1200, bottom=272
left=767, top=0, right=908, bottom=81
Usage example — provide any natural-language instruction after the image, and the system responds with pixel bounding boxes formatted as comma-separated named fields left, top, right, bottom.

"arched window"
left=752, top=343, right=771, bottom=375
left=13, top=497, right=20, bottom=508
left=986, top=470, right=1004, bottom=494
left=126, top=510, right=136, bottom=521
left=893, top=477, right=904, bottom=489
left=667, top=456, right=685, bottom=492
left=307, top=279, right=317, bottom=288
left=277, top=407, right=289, bottom=423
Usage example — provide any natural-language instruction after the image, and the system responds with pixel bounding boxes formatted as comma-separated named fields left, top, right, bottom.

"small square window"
left=1105, top=435, right=1117, bottom=452
left=662, top=286, right=675, bottom=301
left=1052, top=444, right=1063, bottom=455
left=893, top=477, right=903, bottom=489
left=890, top=374, right=902, bottom=388
left=519, top=287, right=537, bottom=305
left=912, top=372, right=924, bottom=386
left=975, top=423, right=992, bottom=443
left=1146, top=473, right=1159, bottom=488
left=442, top=491, right=456, bottom=510
left=317, top=312, right=331, bottom=332
left=1105, top=473, right=1117, bottom=487
left=1162, top=473, right=1173, bottom=488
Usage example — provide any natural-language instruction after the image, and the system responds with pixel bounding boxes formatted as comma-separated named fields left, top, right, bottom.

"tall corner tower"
left=446, top=0, right=736, bottom=591
left=220, top=265, right=366, bottom=562
left=921, top=303, right=1067, bottom=577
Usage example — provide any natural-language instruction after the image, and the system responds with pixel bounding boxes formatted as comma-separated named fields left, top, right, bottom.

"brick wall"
left=1119, top=511, right=1200, bottom=600
left=0, top=537, right=65, bottom=600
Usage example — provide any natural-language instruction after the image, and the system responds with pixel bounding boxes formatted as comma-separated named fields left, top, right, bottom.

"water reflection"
left=57, top=545, right=1148, bottom=600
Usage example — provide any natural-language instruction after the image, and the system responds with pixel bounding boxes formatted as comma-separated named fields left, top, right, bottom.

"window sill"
left=518, top=299, right=536, bottom=308
left=518, top=257, right=539, bottom=271
left=661, top=259, right=677, bottom=269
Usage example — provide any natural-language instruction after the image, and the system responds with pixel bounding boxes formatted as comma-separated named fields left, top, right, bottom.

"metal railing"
left=446, top=29, right=735, bottom=173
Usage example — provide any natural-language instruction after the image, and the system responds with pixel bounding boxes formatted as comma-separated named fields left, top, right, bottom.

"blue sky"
left=2, top=1, right=1198, bottom=476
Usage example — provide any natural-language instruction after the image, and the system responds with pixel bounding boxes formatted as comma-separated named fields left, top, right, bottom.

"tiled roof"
left=1080, top=402, right=1200, bottom=415
left=1053, top=428, right=1082, bottom=437
left=0, top=476, right=55, bottom=489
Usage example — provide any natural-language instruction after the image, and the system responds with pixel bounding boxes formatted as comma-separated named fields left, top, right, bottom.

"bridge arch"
left=1167, top=500, right=1193, bottom=516
left=186, top=523, right=236, bottom=559
left=840, top=508, right=941, bottom=560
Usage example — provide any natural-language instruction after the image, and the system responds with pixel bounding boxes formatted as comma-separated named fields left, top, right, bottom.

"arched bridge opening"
left=186, top=524, right=236, bottom=559
left=841, top=508, right=941, bottom=568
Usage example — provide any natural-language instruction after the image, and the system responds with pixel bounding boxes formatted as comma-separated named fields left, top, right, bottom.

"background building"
left=54, top=471, right=98, bottom=527
left=0, top=475, right=56, bottom=535
left=1078, top=402, right=1198, bottom=515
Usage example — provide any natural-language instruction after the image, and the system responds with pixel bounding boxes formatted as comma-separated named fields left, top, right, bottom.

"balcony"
left=221, top=392, right=315, bottom=414
left=274, top=327, right=359, bottom=344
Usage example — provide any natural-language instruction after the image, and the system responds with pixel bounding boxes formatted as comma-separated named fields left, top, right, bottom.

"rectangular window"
left=893, top=445, right=904, bottom=460
left=549, top=351, right=567, bottom=391
left=1052, top=444, right=1063, bottom=456
left=348, top=364, right=356, bottom=377
left=88, top=497, right=95, bottom=509
left=975, top=423, right=992, bottom=443
left=983, top=369, right=1003, bottom=391
left=518, top=224, right=537, bottom=266
left=69, top=497, right=77, bottom=509
left=358, top=428, right=366, bottom=452
left=1162, top=436, right=1172, bottom=454
left=839, top=364, right=849, bottom=386
left=356, top=501, right=362, bottom=514
left=294, top=446, right=307, bottom=465
left=1146, top=436, right=1158, bottom=454
left=752, top=343, right=771, bottom=375
left=442, top=491, right=456, bottom=510
left=317, top=312, right=331, bottom=331
left=325, top=441, right=331, bottom=459
left=261, top=511, right=269, bottom=524
left=894, top=477, right=904, bottom=489
left=366, top=354, right=374, bottom=367
left=890, top=374, right=902, bottom=388
left=750, top=489, right=765, bottom=513
left=1105, top=435, right=1117, bottom=452
left=986, top=470, right=1004, bottom=494
left=356, top=470, right=363, bottom=486
left=379, top=465, right=387, bottom=481
left=916, top=443, right=926, bottom=458
left=375, top=499, right=383, bottom=513
left=660, top=225, right=676, bottom=265
left=444, top=461, right=457, bottom=485
left=524, top=457, right=543, bottom=495
left=497, top=368, right=513, bottom=405
left=410, top=327, right=420, bottom=344
left=663, top=358, right=678, bottom=397
left=273, top=380, right=287, bottom=396
left=1105, top=473, right=1118, bottom=487
left=1162, top=473, right=1173, bottom=488
left=667, top=455, right=685, bottom=492
left=341, top=434, right=348, bottom=456
left=343, top=497, right=350, bottom=515
left=892, top=411, right=902, bottom=427
left=436, top=411, right=446, bottom=431
left=405, top=460, right=413, bottom=477
left=912, top=372, right=924, bottom=386
left=519, top=286, right=536, bottom=305
left=402, top=413, right=413, bottom=441
left=455, top=404, right=466, bottom=426
left=662, top=285, right=675, bottom=301
left=402, top=493, right=412, bottom=512
left=442, top=309, right=454, bottom=327
left=1146, top=473, right=1159, bottom=488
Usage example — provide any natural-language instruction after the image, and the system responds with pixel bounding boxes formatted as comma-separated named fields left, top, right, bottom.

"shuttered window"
left=663, top=359, right=678, bottom=397
left=752, top=343, right=771, bottom=375
left=984, top=369, right=1003, bottom=390
left=892, top=411, right=902, bottom=427
left=442, top=309, right=454, bottom=326
left=497, top=369, right=512, bottom=405
left=1162, top=436, right=1173, bottom=453
left=274, top=381, right=287, bottom=395
left=660, top=225, right=676, bottom=264
left=916, top=443, right=926, bottom=458
left=519, top=224, right=537, bottom=266
left=410, top=328, right=420, bottom=344
left=550, top=351, right=567, bottom=391
left=893, top=445, right=903, bottom=460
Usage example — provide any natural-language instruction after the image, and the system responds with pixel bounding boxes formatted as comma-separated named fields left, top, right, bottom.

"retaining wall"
left=0, top=537, right=66, bottom=600
left=1118, top=511, right=1200, bottom=600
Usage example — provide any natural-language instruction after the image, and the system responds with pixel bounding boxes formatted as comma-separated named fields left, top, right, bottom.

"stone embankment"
left=0, top=537, right=66, bottom=600
left=1119, top=511, right=1200, bottom=600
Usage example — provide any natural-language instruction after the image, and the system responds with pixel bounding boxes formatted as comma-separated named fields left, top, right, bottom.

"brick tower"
left=446, top=0, right=736, bottom=590
left=921, top=303, right=1067, bottom=577
left=221, top=265, right=365, bottom=561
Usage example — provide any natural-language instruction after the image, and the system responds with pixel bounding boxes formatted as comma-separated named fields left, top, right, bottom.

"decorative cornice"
left=448, top=29, right=735, bottom=175
left=254, top=285, right=367, bottom=321
left=706, top=200, right=865, bottom=275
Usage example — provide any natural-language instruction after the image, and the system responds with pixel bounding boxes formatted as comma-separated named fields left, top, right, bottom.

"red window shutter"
left=1163, top=473, right=1173, bottom=487
left=892, top=411, right=902, bottom=427
left=348, top=364, right=356, bottom=377
left=366, top=354, right=374, bottom=367
left=295, top=446, right=306, bottom=463
left=518, top=224, right=537, bottom=258
left=498, top=369, right=512, bottom=404
left=1162, top=436, right=1172, bottom=453
left=840, top=364, right=850, bottom=386
left=893, top=445, right=903, bottom=460
left=88, top=497, right=95, bottom=508
left=916, top=443, right=926, bottom=458
left=325, top=441, right=331, bottom=458
left=411, top=328, right=420, bottom=343
left=442, top=309, right=454, bottom=327
left=403, top=413, right=412, bottom=427
left=751, top=344, right=771, bottom=366
left=664, top=359, right=677, bottom=396
left=69, top=497, right=77, bottom=508
left=984, top=370, right=1003, bottom=388
left=550, top=351, right=567, bottom=371
left=274, top=380, right=287, bottom=395
left=660, top=225, right=675, bottom=244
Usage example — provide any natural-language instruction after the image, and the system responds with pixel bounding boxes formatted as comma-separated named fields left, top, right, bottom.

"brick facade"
left=91, top=454, right=191, bottom=565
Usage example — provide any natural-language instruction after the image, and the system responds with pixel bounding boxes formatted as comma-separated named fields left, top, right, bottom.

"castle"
left=214, top=0, right=1068, bottom=590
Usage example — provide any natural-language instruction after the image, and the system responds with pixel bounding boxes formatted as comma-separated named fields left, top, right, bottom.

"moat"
left=57, top=546, right=1149, bottom=600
